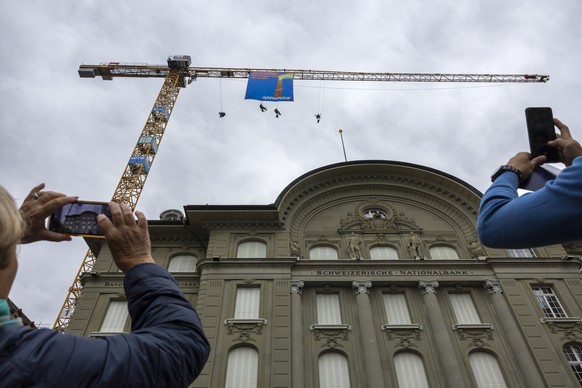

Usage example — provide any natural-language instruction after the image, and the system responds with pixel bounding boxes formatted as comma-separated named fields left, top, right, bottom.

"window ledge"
left=89, top=331, right=126, bottom=338
left=541, top=317, right=582, bottom=333
left=224, top=318, right=267, bottom=326
left=381, top=323, right=423, bottom=331
left=224, top=318, right=267, bottom=336
left=453, top=323, right=493, bottom=330
left=541, top=317, right=582, bottom=324
left=310, top=324, right=351, bottom=340
left=452, top=323, right=494, bottom=340
left=310, top=324, right=352, bottom=331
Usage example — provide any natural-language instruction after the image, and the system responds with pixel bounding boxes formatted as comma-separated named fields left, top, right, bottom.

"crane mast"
left=54, top=55, right=549, bottom=331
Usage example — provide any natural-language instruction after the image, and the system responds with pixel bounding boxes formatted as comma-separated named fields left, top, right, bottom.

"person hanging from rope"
left=218, top=112, right=226, bottom=118
left=259, top=104, right=267, bottom=112
left=315, top=114, right=321, bottom=123
left=274, top=108, right=281, bottom=118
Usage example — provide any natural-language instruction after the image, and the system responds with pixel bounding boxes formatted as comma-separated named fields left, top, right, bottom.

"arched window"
left=394, top=352, right=429, bottom=388
left=563, top=343, right=582, bottom=384
left=168, top=254, right=197, bottom=272
left=310, top=246, right=338, bottom=260
left=469, top=352, right=507, bottom=388
left=370, top=246, right=399, bottom=260
left=237, top=241, right=267, bottom=258
left=319, top=352, right=351, bottom=388
left=429, top=245, right=459, bottom=260
left=224, top=347, right=259, bottom=388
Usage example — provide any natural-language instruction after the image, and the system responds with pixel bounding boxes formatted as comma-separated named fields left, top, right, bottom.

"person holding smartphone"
left=477, top=118, right=582, bottom=248
left=0, top=183, right=210, bottom=387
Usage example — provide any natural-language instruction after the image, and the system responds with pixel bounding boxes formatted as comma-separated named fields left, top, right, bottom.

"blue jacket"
left=0, top=263, right=210, bottom=387
left=478, top=157, right=582, bottom=248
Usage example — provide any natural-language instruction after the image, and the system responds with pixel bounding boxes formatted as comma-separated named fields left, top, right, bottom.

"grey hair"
left=0, top=186, right=23, bottom=269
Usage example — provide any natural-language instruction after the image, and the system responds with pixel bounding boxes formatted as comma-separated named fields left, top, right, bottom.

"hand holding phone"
left=526, top=107, right=560, bottom=163
left=48, top=201, right=112, bottom=238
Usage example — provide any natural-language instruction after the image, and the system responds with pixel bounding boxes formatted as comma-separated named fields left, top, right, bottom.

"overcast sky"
left=2, top=0, right=581, bottom=327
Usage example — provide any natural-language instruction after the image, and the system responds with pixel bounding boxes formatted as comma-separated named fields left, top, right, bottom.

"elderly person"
left=0, top=183, right=210, bottom=387
left=477, top=118, right=582, bottom=248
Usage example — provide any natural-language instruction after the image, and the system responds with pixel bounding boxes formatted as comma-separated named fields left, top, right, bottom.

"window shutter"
left=450, top=293, right=481, bottom=324
left=469, top=352, right=508, bottom=388
left=319, top=352, right=351, bottom=388
left=310, top=246, right=339, bottom=260
left=394, top=352, right=430, bottom=388
left=237, top=241, right=267, bottom=258
left=383, top=294, right=412, bottom=324
left=317, top=294, right=342, bottom=324
left=370, top=246, right=399, bottom=260
left=100, top=301, right=128, bottom=332
left=235, top=288, right=260, bottom=319
left=224, top=347, right=259, bottom=388
left=168, top=254, right=197, bottom=272
left=429, top=246, right=459, bottom=260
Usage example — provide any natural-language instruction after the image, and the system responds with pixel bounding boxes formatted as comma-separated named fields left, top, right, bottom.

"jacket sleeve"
left=477, top=157, right=582, bottom=249
left=11, top=263, right=210, bottom=388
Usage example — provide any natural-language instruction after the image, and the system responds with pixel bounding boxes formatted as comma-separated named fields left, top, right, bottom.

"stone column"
left=418, top=280, right=465, bottom=388
left=484, top=279, right=546, bottom=388
left=352, top=280, right=386, bottom=388
left=290, top=281, right=305, bottom=388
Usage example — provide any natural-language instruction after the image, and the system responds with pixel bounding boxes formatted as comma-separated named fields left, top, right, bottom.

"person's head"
left=0, top=186, right=23, bottom=270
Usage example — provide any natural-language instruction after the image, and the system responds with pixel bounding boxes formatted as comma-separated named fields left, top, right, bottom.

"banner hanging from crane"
left=245, top=71, right=294, bottom=102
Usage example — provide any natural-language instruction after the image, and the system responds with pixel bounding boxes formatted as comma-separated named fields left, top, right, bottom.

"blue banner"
left=245, top=71, right=294, bottom=101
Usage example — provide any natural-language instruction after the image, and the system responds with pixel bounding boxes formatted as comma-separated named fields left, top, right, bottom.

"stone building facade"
left=66, top=160, right=582, bottom=387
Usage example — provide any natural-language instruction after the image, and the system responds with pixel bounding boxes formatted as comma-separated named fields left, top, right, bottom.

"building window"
left=394, top=352, right=429, bottom=388
left=319, top=352, right=351, bottom=388
left=317, top=294, right=342, bottom=324
left=507, top=248, right=536, bottom=258
left=100, top=301, right=128, bottom=332
left=224, top=347, right=259, bottom=388
left=450, top=293, right=481, bottom=324
left=563, top=344, right=582, bottom=384
left=310, top=246, right=339, bottom=260
left=533, top=287, right=567, bottom=318
left=234, top=287, right=260, bottom=319
left=429, top=246, right=459, bottom=260
left=383, top=294, right=412, bottom=324
left=469, top=352, right=508, bottom=388
left=363, top=209, right=387, bottom=220
left=168, top=254, right=197, bottom=272
left=237, top=241, right=267, bottom=258
left=370, top=246, right=399, bottom=260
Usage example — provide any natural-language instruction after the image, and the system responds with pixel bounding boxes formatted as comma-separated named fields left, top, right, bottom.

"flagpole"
left=339, top=129, right=348, bottom=162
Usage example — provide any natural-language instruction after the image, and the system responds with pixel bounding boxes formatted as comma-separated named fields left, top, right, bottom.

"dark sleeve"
left=477, top=158, right=582, bottom=248
left=12, top=263, right=210, bottom=388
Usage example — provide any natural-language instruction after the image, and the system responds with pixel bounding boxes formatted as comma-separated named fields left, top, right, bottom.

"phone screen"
left=526, top=107, right=559, bottom=162
left=48, top=201, right=112, bottom=238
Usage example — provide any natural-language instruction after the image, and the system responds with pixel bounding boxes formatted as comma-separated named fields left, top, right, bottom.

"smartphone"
left=48, top=201, right=112, bottom=238
left=526, top=107, right=560, bottom=163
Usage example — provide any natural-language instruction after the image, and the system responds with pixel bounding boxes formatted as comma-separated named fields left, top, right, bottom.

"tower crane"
left=53, top=55, right=549, bottom=331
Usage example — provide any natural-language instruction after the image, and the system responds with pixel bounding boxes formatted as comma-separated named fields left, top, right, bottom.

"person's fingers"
left=554, top=118, right=571, bottom=139
left=26, top=183, right=46, bottom=201
left=119, top=203, right=136, bottom=226
left=531, top=155, right=547, bottom=166
left=135, top=210, right=148, bottom=232
left=106, top=201, right=123, bottom=227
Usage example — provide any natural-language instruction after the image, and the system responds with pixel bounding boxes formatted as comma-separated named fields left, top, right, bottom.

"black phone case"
left=526, top=107, right=559, bottom=163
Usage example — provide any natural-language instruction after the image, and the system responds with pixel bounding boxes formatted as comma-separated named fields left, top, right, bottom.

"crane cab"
left=167, top=55, right=191, bottom=69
